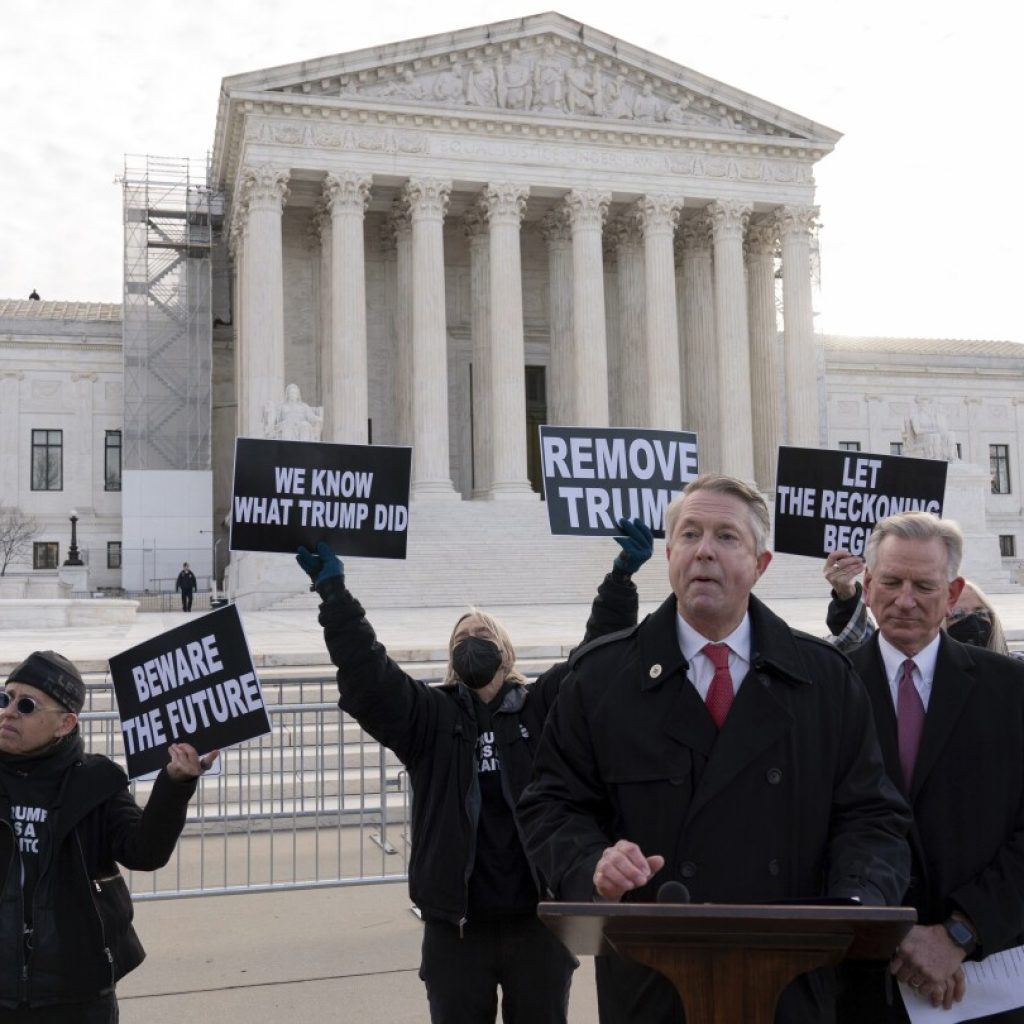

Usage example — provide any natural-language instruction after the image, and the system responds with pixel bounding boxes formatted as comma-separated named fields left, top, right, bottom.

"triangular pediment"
left=221, top=13, right=840, bottom=146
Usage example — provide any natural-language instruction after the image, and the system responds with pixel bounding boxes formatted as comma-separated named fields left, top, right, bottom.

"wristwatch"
left=943, top=917, right=977, bottom=956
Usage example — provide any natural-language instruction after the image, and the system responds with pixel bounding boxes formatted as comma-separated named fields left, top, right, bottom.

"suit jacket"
left=843, top=633, right=1024, bottom=1023
left=518, top=593, right=911, bottom=1024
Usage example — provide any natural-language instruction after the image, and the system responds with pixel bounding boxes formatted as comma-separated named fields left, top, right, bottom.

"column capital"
left=540, top=206, right=572, bottom=245
left=679, top=212, right=713, bottom=254
left=483, top=183, right=530, bottom=225
left=462, top=201, right=489, bottom=243
left=324, top=171, right=371, bottom=214
left=776, top=204, right=819, bottom=240
left=744, top=217, right=778, bottom=260
left=388, top=197, right=412, bottom=240
left=635, top=194, right=683, bottom=237
left=308, top=201, right=330, bottom=251
left=238, top=164, right=290, bottom=211
left=564, top=188, right=611, bottom=231
left=403, top=178, right=452, bottom=222
left=610, top=210, right=644, bottom=251
left=707, top=199, right=752, bottom=241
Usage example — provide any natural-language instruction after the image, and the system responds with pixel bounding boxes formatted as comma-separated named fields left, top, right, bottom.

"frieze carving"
left=274, top=37, right=798, bottom=138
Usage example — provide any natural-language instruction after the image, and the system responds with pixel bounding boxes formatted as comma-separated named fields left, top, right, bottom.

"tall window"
left=990, top=444, right=1011, bottom=494
left=107, top=541, right=122, bottom=569
left=33, top=542, right=59, bottom=569
left=999, top=535, right=1017, bottom=558
left=838, top=441, right=861, bottom=452
left=890, top=442, right=903, bottom=456
left=31, top=430, right=62, bottom=491
left=105, top=431, right=122, bottom=491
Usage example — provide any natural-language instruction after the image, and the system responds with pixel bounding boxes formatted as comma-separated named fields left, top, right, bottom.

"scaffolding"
left=121, top=156, right=221, bottom=471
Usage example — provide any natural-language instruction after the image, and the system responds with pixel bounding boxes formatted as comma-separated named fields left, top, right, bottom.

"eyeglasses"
left=0, top=692, right=67, bottom=715
left=948, top=608, right=992, bottom=624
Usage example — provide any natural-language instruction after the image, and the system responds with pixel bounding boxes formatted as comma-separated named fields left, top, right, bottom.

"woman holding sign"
left=0, top=650, right=217, bottom=1022
left=297, top=520, right=653, bottom=1024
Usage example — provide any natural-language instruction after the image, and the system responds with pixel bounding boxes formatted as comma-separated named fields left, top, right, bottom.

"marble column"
left=708, top=200, right=754, bottom=482
left=482, top=183, right=534, bottom=499
left=391, top=201, right=414, bottom=448
left=0, top=372, right=22, bottom=506
left=324, top=171, right=371, bottom=443
left=71, top=373, right=97, bottom=508
left=228, top=210, right=247, bottom=434
left=236, top=164, right=289, bottom=438
left=404, top=178, right=457, bottom=497
left=745, top=217, right=783, bottom=490
left=963, top=396, right=984, bottom=466
left=464, top=203, right=492, bottom=497
left=378, top=218, right=397, bottom=444
left=611, top=211, right=645, bottom=427
left=313, top=198, right=332, bottom=424
left=637, top=194, right=684, bottom=430
left=778, top=205, right=820, bottom=448
left=541, top=208, right=574, bottom=426
left=565, top=189, right=611, bottom=426
left=679, top=213, right=719, bottom=473
left=674, top=234, right=688, bottom=428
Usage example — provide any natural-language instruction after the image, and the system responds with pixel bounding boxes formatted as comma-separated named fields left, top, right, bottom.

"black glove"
left=612, top=518, right=654, bottom=575
left=296, top=541, right=344, bottom=590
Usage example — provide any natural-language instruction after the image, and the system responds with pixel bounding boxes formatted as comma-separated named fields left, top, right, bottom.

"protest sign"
left=540, top=425, right=699, bottom=537
left=230, top=437, right=411, bottom=557
left=108, top=603, right=271, bottom=780
left=774, top=446, right=948, bottom=558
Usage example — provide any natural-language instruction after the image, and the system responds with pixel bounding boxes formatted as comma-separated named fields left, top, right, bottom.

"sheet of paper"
left=903, top=944, right=1024, bottom=1023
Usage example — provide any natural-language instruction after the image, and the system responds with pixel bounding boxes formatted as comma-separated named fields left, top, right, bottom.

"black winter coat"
left=0, top=738, right=198, bottom=1009
left=316, top=570, right=638, bottom=925
left=518, top=594, right=912, bottom=1023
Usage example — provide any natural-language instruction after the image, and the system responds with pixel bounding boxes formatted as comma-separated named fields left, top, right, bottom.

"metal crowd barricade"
left=79, top=676, right=411, bottom=901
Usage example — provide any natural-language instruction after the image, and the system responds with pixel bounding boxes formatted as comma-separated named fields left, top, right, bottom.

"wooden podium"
left=539, top=901, right=915, bottom=1024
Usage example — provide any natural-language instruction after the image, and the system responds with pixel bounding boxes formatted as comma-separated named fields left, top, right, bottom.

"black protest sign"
left=774, top=446, right=948, bottom=558
left=229, top=438, right=411, bottom=557
left=540, top=425, right=699, bottom=538
left=108, top=603, right=270, bottom=780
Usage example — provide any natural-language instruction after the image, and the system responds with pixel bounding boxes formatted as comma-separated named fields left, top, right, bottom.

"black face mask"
left=452, top=636, right=503, bottom=690
left=947, top=613, right=993, bottom=649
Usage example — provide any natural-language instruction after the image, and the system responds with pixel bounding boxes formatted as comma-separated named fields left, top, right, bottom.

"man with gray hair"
left=519, top=473, right=912, bottom=1023
left=839, top=511, right=1024, bottom=1023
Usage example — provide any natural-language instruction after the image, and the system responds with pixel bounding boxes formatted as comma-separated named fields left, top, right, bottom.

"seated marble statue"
left=264, top=383, right=323, bottom=443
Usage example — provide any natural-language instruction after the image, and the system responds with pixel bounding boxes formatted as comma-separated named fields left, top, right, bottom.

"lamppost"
left=64, top=509, right=83, bottom=566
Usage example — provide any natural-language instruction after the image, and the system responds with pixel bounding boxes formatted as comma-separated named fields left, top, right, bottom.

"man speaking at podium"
left=519, top=474, right=912, bottom=1023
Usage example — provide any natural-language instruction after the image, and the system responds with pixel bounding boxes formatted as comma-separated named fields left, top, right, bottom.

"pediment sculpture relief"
left=323, top=42, right=775, bottom=134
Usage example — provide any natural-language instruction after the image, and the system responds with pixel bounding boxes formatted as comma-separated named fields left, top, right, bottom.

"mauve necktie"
left=703, top=643, right=734, bottom=728
left=897, top=658, right=925, bottom=792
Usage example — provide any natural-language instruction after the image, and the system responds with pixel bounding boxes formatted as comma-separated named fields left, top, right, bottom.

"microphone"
left=656, top=880, right=691, bottom=904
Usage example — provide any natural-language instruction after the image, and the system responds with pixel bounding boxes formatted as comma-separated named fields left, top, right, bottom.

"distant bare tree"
left=0, top=505, right=38, bottom=576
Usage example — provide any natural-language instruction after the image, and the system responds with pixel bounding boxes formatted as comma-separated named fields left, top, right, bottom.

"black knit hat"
left=5, top=651, right=85, bottom=714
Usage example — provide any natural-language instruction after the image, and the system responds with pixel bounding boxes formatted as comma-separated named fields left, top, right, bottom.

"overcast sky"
left=2, top=0, right=1019, bottom=342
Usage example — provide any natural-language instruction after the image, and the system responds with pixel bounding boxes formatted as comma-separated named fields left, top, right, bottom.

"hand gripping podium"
left=539, top=901, right=915, bottom=1024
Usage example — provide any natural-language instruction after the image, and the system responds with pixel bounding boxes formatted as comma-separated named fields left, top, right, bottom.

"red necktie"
left=703, top=643, right=734, bottom=729
left=897, top=659, right=925, bottom=792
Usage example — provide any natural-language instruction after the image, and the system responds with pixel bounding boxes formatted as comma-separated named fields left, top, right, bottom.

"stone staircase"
left=269, top=497, right=833, bottom=612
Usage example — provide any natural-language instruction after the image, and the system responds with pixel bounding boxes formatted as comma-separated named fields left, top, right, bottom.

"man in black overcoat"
left=518, top=473, right=912, bottom=1024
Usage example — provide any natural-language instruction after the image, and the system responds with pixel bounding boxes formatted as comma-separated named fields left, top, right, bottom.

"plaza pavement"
left=1, top=587, right=1022, bottom=1021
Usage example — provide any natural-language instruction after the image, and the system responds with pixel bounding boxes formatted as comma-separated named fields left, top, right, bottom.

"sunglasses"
left=0, top=692, right=68, bottom=715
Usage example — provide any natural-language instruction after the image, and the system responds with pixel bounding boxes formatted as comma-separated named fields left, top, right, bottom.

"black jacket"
left=518, top=594, right=912, bottom=1023
left=840, top=634, right=1024, bottom=1023
left=316, top=570, right=639, bottom=925
left=0, top=737, right=198, bottom=1009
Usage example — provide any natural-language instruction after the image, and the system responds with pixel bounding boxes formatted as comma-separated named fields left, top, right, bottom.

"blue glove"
left=296, top=541, right=344, bottom=589
left=613, top=518, right=654, bottom=575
